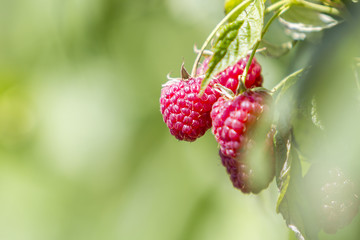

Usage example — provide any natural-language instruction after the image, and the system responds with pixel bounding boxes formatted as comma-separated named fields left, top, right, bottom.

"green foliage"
left=201, top=0, right=265, bottom=92
left=274, top=68, right=304, bottom=104
left=275, top=131, right=319, bottom=240
left=201, top=20, right=245, bottom=91
left=275, top=131, right=291, bottom=210
left=279, top=6, right=340, bottom=40
left=225, top=0, right=247, bottom=22
left=259, top=40, right=297, bottom=58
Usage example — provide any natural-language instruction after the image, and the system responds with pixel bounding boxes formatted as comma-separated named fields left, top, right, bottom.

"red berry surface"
left=161, top=57, right=263, bottom=142
left=211, top=91, right=271, bottom=158
left=219, top=141, right=274, bottom=194
left=211, top=91, right=274, bottom=193
left=160, top=77, right=219, bottom=141
left=197, top=56, right=263, bottom=91
left=305, top=165, right=360, bottom=234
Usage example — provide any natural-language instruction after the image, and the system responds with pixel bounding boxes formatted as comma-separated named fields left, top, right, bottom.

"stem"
left=262, top=5, right=290, bottom=38
left=237, top=6, right=290, bottom=94
left=191, top=0, right=252, bottom=77
left=266, top=0, right=343, bottom=16
left=294, top=0, right=342, bottom=16
left=237, top=40, right=261, bottom=94
left=193, top=45, right=213, bottom=56
left=265, top=0, right=289, bottom=14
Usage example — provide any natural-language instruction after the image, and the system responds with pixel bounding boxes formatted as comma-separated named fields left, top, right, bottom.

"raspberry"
left=219, top=136, right=275, bottom=193
left=197, top=56, right=263, bottom=91
left=160, top=77, right=219, bottom=141
left=211, top=90, right=271, bottom=158
left=160, top=57, right=263, bottom=142
left=217, top=56, right=263, bottom=90
left=305, top=165, right=360, bottom=234
left=211, top=91, right=274, bottom=193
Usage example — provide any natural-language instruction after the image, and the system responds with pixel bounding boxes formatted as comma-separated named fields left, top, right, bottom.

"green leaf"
left=259, top=39, right=297, bottom=58
left=201, top=20, right=245, bottom=91
left=225, top=0, right=247, bottom=22
left=273, top=129, right=290, bottom=188
left=249, top=86, right=270, bottom=93
left=274, top=68, right=304, bottom=104
left=275, top=130, right=319, bottom=240
left=276, top=135, right=292, bottom=213
left=201, top=0, right=265, bottom=92
left=279, top=6, right=340, bottom=40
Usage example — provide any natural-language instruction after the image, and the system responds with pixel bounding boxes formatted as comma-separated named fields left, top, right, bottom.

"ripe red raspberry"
left=160, top=57, right=263, bottom=142
left=197, top=56, right=263, bottom=91
left=211, top=91, right=274, bottom=193
left=305, top=165, right=360, bottom=234
left=160, top=77, right=219, bottom=141
left=211, top=90, right=271, bottom=158
left=219, top=135, right=275, bottom=194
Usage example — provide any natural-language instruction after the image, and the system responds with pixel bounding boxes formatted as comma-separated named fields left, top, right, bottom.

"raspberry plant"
left=160, top=0, right=360, bottom=239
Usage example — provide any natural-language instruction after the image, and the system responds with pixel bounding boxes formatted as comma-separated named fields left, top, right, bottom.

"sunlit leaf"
left=201, top=20, right=244, bottom=91
left=201, top=0, right=264, bottom=92
left=276, top=136, right=292, bottom=212
left=259, top=39, right=297, bottom=58
left=274, top=129, right=290, bottom=188
left=225, top=0, right=248, bottom=22
left=274, top=68, right=304, bottom=104
left=279, top=6, right=340, bottom=40
left=275, top=131, right=319, bottom=240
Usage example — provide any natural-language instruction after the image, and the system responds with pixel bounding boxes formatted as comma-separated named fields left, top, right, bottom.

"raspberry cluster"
left=160, top=56, right=263, bottom=142
left=158, top=4, right=360, bottom=235
left=160, top=56, right=275, bottom=193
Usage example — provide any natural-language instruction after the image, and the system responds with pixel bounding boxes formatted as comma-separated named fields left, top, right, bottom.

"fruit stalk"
left=265, top=0, right=289, bottom=13
left=265, top=0, right=343, bottom=17
left=295, top=0, right=342, bottom=17
left=237, top=5, right=290, bottom=95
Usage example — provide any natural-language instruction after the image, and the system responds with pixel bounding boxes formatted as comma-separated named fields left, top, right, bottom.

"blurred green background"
left=0, top=0, right=358, bottom=240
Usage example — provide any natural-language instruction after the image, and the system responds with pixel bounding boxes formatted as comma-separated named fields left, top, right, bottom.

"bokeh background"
left=0, top=0, right=359, bottom=240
